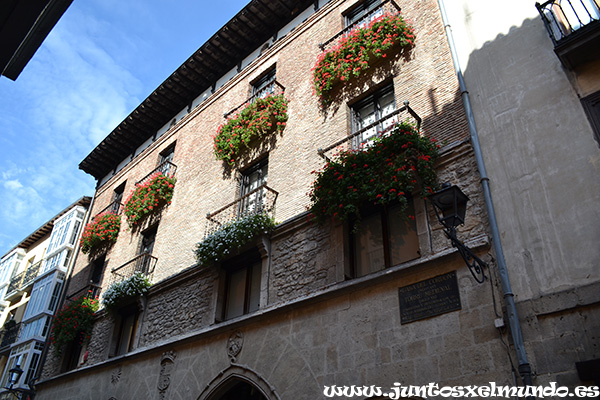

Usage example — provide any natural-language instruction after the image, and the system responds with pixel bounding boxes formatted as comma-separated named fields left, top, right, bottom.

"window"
left=239, top=159, right=268, bottom=216
left=219, top=252, right=262, bottom=321
left=111, top=304, right=140, bottom=356
left=348, top=200, right=419, bottom=278
left=158, top=143, right=176, bottom=176
left=252, top=68, right=276, bottom=98
left=140, top=225, right=157, bottom=256
left=582, top=90, right=600, bottom=146
left=112, top=182, right=126, bottom=213
left=351, top=84, right=397, bottom=146
left=345, top=0, right=382, bottom=27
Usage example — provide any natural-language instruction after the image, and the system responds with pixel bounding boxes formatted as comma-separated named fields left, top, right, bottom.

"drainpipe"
left=437, top=0, right=534, bottom=388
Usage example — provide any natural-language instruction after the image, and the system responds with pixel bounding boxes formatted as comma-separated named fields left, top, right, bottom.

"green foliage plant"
left=123, top=173, right=176, bottom=228
left=50, top=295, right=99, bottom=355
left=308, top=122, right=439, bottom=228
left=101, top=272, right=152, bottom=314
left=213, top=93, right=288, bottom=166
left=195, top=213, right=276, bottom=266
left=312, top=12, right=415, bottom=102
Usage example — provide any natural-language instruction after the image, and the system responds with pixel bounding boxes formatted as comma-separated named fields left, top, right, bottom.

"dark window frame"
left=218, top=250, right=262, bottom=322
left=581, top=90, right=600, bottom=146
left=350, top=83, right=396, bottom=146
left=251, top=67, right=276, bottom=98
left=347, top=199, right=419, bottom=279
left=344, top=0, right=382, bottom=27
left=111, top=303, right=141, bottom=357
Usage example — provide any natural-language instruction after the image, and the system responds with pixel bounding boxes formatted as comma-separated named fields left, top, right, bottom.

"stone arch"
left=198, top=364, right=280, bottom=400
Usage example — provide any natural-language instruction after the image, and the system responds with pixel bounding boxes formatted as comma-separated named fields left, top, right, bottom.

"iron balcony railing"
left=66, top=283, right=102, bottom=302
left=0, top=322, right=21, bottom=348
left=319, top=0, right=401, bottom=51
left=6, top=272, right=24, bottom=294
left=21, top=260, right=41, bottom=289
left=95, top=200, right=123, bottom=217
left=7, top=260, right=43, bottom=295
left=223, top=79, right=286, bottom=119
left=318, top=100, right=421, bottom=162
left=536, top=0, right=600, bottom=44
left=205, top=184, right=278, bottom=237
left=136, top=160, right=177, bottom=186
left=110, top=252, right=157, bottom=285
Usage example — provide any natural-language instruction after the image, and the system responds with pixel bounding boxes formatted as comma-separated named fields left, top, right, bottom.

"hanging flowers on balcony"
left=50, top=295, right=99, bottom=355
left=80, top=212, right=121, bottom=254
left=308, top=122, right=439, bottom=227
left=214, top=93, right=289, bottom=166
left=312, top=13, right=415, bottom=102
left=102, top=272, right=152, bottom=314
left=123, top=173, right=176, bottom=228
left=195, top=213, right=276, bottom=266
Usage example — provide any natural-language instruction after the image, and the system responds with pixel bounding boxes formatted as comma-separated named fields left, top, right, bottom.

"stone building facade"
left=33, top=0, right=599, bottom=398
left=442, top=0, right=600, bottom=387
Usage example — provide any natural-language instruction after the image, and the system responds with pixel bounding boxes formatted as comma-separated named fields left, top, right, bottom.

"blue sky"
left=0, top=0, right=249, bottom=256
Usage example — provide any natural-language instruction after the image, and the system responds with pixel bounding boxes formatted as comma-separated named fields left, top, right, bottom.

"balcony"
left=136, top=160, right=177, bottom=186
left=66, top=283, right=102, bottom=301
left=5, top=260, right=41, bottom=298
left=0, top=322, right=21, bottom=350
left=205, top=184, right=278, bottom=236
left=536, top=0, right=600, bottom=68
left=319, top=0, right=401, bottom=51
left=110, top=252, right=157, bottom=285
left=224, top=79, right=285, bottom=119
left=95, top=200, right=123, bottom=216
left=317, top=100, right=421, bottom=162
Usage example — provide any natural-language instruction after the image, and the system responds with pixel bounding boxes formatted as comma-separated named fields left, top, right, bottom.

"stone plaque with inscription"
left=398, top=271, right=461, bottom=324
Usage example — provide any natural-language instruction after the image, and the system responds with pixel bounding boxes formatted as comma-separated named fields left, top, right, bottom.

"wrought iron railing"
left=224, top=79, right=286, bottom=119
left=6, top=272, right=24, bottom=295
left=66, top=283, right=102, bottom=301
left=318, top=100, right=421, bottom=162
left=95, top=200, right=123, bottom=217
left=0, top=322, right=21, bottom=348
left=21, top=261, right=41, bottom=289
left=319, top=0, right=401, bottom=51
left=136, top=161, right=177, bottom=186
left=536, top=0, right=600, bottom=44
left=110, top=252, right=157, bottom=285
left=205, top=184, right=278, bottom=236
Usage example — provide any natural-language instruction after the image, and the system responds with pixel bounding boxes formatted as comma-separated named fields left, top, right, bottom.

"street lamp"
left=4, top=364, right=35, bottom=399
left=429, top=183, right=487, bottom=283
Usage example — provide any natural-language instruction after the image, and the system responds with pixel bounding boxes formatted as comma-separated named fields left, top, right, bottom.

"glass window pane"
left=225, top=268, right=247, bottom=320
left=248, top=262, right=261, bottom=313
left=353, top=212, right=385, bottom=277
left=388, top=203, right=420, bottom=266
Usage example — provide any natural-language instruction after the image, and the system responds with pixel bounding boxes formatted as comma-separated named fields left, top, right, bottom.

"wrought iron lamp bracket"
left=443, top=226, right=487, bottom=284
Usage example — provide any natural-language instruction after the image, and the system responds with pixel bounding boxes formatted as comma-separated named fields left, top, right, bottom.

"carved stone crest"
left=158, top=351, right=177, bottom=399
left=111, top=366, right=122, bottom=385
left=227, top=331, right=243, bottom=363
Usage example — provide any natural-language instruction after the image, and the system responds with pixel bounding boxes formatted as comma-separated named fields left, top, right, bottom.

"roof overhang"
left=79, top=0, right=317, bottom=181
left=0, top=0, right=74, bottom=80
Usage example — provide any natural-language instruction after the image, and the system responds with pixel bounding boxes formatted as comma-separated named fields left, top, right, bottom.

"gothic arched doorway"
left=199, top=365, right=279, bottom=400
left=206, top=378, right=267, bottom=400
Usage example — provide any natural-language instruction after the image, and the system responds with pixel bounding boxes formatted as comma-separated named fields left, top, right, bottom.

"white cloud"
left=3, top=180, right=23, bottom=190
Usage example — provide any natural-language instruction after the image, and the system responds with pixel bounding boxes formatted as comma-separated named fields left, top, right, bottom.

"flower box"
left=308, top=122, right=439, bottom=226
left=195, top=213, right=276, bottom=266
left=50, top=295, right=99, bottom=355
left=123, top=173, right=176, bottom=228
left=214, top=93, right=288, bottom=166
left=102, top=272, right=152, bottom=314
left=313, top=12, right=415, bottom=102
left=80, top=212, right=121, bottom=254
